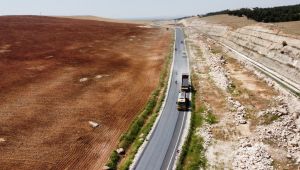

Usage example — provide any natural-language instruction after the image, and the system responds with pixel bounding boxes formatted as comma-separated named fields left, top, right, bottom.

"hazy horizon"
left=0, top=0, right=299, bottom=19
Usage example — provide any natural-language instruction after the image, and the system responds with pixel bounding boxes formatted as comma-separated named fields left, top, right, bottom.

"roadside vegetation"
left=106, top=34, right=174, bottom=170
left=204, top=4, right=300, bottom=23
left=205, top=111, right=218, bottom=124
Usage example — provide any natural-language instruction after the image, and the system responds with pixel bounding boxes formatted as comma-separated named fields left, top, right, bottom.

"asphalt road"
left=134, top=28, right=189, bottom=170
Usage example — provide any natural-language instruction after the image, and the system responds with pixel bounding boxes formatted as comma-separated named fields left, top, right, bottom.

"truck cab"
left=177, top=92, right=189, bottom=111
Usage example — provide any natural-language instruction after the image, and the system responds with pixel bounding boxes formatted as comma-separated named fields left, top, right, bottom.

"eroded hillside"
left=182, top=15, right=300, bottom=86
left=181, top=15, right=300, bottom=169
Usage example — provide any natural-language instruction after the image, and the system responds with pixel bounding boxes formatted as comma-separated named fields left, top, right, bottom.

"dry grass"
left=211, top=123, right=241, bottom=141
left=210, top=44, right=223, bottom=54
left=199, top=14, right=257, bottom=29
left=273, top=21, right=300, bottom=36
left=199, top=14, right=300, bottom=36
left=192, top=49, right=227, bottom=115
left=272, top=159, right=299, bottom=170
left=225, top=56, right=278, bottom=110
left=209, top=42, right=278, bottom=127
left=223, top=53, right=279, bottom=129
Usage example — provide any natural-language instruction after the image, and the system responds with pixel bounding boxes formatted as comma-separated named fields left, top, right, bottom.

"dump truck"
left=177, top=92, right=189, bottom=111
left=181, top=73, right=189, bottom=92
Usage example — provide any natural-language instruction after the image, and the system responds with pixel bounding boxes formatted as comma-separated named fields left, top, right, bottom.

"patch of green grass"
left=182, top=134, right=206, bottom=170
left=106, top=151, right=120, bottom=170
left=205, top=111, right=218, bottom=124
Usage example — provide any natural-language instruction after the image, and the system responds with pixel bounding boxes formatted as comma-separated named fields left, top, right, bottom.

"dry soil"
left=0, top=16, right=171, bottom=170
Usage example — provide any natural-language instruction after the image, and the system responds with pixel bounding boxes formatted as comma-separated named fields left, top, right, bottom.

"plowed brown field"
left=0, top=16, right=171, bottom=170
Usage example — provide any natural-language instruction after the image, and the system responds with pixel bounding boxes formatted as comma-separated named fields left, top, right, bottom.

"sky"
left=0, top=0, right=299, bottom=19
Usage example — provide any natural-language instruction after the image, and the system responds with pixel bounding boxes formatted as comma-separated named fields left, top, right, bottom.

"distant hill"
left=204, top=4, right=300, bottom=23
left=58, top=15, right=150, bottom=24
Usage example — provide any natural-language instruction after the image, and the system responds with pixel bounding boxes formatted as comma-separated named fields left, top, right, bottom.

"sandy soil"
left=0, top=16, right=171, bottom=170
left=197, top=14, right=300, bottom=36
left=274, top=21, right=300, bottom=36
left=59, top=15, right=151, bottom=24
left=224, top=55, right=278, bottom=113
left=197, top=14, right=257, bottom=29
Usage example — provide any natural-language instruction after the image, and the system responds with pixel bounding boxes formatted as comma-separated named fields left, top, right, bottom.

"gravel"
left=197, top=125, right=212, bottom=150
left=185, top=25, right=300, bottom=169
left=233, top=138, right=274, bottom=170
left=228, top=97, right=247, bottom=125
left=207, top=54, right=230, bottom=91
left=256, top=108, right=300, bottom=164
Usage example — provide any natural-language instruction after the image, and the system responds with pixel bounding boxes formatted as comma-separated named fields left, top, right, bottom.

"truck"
left=177, top=92, right=189, bottom=111
left=181, top=73, right=189, bottom=92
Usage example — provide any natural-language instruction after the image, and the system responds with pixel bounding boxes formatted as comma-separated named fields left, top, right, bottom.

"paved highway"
left=134, top=28, right=190, bottom=170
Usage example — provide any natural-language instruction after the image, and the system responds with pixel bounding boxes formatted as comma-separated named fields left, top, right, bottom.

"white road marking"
left=166, top=111, right=186, bottom=170
left=129, top=28, right=177, bottom=170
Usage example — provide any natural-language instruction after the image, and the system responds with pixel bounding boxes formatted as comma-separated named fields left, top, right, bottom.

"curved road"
left=134, top=28, right=190, bottom=170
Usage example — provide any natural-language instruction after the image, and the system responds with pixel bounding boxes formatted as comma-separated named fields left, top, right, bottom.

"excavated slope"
left=182, top=18, right=300, bottom=85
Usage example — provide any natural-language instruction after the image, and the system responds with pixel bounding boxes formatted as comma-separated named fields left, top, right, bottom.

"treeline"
left=175, top=16, right=194, bottom=21
left=204, top=4, right=300, bottom=23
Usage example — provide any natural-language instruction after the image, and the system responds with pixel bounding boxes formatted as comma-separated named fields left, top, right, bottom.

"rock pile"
left=228, top=97, right=247, bottom=124
left=256, top=111, right=300, bottom=164
left=232, top=138, right=273, bottom=170
left=205, top=51, right=230, bottom=91
left=257, top=102, right=288, bottom=118
left=198, top=125, right=212, bottom=150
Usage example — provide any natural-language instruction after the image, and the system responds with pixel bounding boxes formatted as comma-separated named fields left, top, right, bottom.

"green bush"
left=205, top=112, right=218, bottom=124
left=106, top=151, right=120, bottom=170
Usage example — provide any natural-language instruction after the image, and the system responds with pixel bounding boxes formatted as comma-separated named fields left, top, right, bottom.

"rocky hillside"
left=181, top=15, right=300, bottom=169
left=181, top=15, right=300, bottom=87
